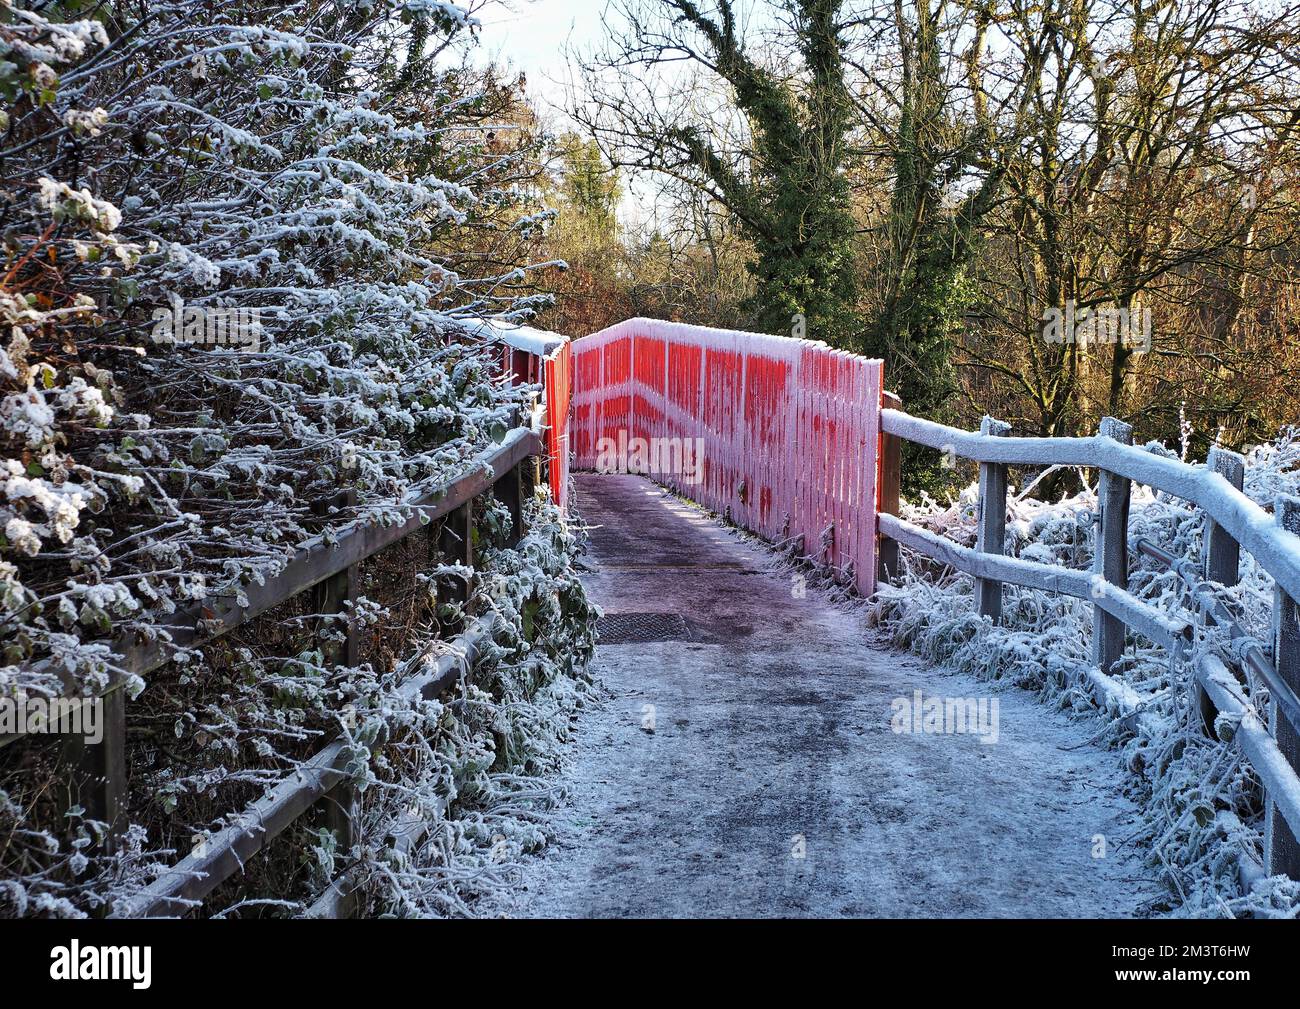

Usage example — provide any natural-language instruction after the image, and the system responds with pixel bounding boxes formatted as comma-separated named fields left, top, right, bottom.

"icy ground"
left=492, top=474, right=1161, bottom=918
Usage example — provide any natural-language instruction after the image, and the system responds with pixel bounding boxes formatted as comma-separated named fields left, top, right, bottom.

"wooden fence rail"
left=83, top=420, right=541, bottom=917
left=104, top=418, right=545, bottom=917
left=6, top=331, right=571, bottom=918
left=0, top=425, right=538, bottom=757
left=112, top=617, right=498, bottom=918
left=877, top=399, right=1300, bottom=883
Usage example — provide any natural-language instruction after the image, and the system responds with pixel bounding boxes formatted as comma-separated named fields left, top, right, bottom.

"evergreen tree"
left=579, top=0, right=861, bottom=345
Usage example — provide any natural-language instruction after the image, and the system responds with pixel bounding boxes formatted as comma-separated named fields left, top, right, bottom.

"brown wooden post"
left=319, top=778, right=360, bottom=916
left=493, top=462, right=525, bottom=549
left=521, top=446, right=538, bottom=524
left=312, top=488, right=358, bottom=668
left=437, top=502, right=473, bottom=619
left=976, top=416, right=1011, bottom=622
left=1092, top=416, right=1133, bottom=677
left=311, top=487, right=360, bottom=912
left=877, top=391, right=902, bottom=585
left=1268, top=495, right=1300, bottom=880
left=61, top=688, right=127, bottom=848
left=1197, top=446, right=1245, bottom=733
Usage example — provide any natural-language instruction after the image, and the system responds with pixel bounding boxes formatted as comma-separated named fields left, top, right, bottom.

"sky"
left=472, top=0, right=606, bottom=110
left=469, top=0, right=661, bottom=230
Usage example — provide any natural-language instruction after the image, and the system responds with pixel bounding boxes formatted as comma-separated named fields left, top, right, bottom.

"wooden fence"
left=3, top=335, right=571, bottom=918
left=877, top=400, right=1300, bottom=885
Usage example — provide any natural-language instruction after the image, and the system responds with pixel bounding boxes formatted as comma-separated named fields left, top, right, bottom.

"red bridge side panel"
left=569, top=318, right=883, bottom=595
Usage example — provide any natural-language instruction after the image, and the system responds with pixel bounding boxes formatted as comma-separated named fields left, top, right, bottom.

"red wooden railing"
left=493, top=324, right=572, bottom=513
left=569, top=318, right=884, bottom=595
left=542, top=340, right=572, bottom=511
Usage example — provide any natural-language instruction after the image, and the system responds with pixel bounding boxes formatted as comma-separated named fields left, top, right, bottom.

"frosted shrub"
left=0, top=0, right=554, bottom=689
left=0, top=0, right=591, bottom=917
left=356, top=497, right=599, bottom=917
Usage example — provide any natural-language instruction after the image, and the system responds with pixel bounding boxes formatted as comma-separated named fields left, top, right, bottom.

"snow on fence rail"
left=877, top=405, right=1300, bottom=883
left=570, top=318, right=883, bottom=595
left=6, top=335, right=571, bottom=917
left=0, top=426, right=540, bottom=745
left=113, top=617, right=498, bottom=919
left=883, top=408, right=1300, bottom=604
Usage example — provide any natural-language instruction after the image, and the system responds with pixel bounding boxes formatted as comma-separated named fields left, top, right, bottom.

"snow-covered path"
left=503, top=474, right=1160, bottom=918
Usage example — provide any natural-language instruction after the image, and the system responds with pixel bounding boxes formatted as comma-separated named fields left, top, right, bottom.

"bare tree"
left=961, top=0, right=1300, bottom=448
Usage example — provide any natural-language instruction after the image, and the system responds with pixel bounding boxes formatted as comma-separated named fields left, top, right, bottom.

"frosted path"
left=502, top=474, right=1159, bottom=918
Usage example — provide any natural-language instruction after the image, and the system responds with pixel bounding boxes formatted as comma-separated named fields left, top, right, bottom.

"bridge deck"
left=505, top=474, right=1158, bottom=918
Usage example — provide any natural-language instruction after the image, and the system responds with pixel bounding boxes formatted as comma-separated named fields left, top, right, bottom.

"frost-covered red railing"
left=877, top=406, right=1300, bottom=885
left=489, top=321, right=572, bottom=513
left=570, top=318, right=883, bottom=595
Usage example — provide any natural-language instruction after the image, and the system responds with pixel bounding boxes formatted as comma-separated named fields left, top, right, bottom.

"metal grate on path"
left=597, top=611, right=692, bottom=644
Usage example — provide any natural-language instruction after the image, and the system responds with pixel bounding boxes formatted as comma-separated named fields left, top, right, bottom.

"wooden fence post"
left=319, top=778, right=360, bottom=916
left=1269, top=495, right=1300, bottom=879
left=493, top=461, right=525, bottom=549
left=311, top=488, right=360, bottom=914
left=1093, top=416, right=1133, bottom=677
left=877, top=391, right=902, bottom=585
left=61, top=688, right=127, bottom=848
left=437, top=502, right=474, bottom=620
left=313, top=489, right=359, bottom=669
left=521, top=446, right=538, bottom=520
left=1197, top=446, right=1245, bottom=732
left=976, top=416, right=1011, bottom=622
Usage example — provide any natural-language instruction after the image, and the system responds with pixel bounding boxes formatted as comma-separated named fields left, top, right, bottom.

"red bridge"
left=499, top=315, right=1300, bottom=917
